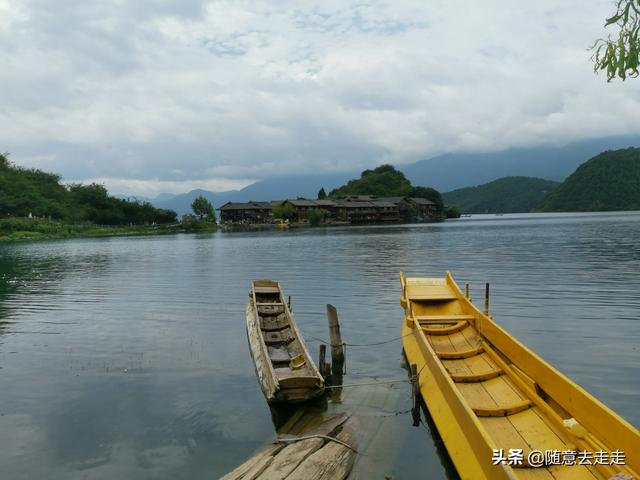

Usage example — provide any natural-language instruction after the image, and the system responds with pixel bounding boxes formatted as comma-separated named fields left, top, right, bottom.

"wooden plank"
left=473, top=399, right=532, bottom=417
left=258, top=438, right=324, bottom=480
left=415, top=314, right=475, bottom=322
left=436, top=345, right=484, bottom=359
left=219, top=445, right=282, bottom=480
left=285, top=427, right=356, bottom=480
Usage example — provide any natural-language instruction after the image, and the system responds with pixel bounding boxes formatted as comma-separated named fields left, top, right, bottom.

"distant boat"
left=460, top=214, right=472, bottom=218
left=495, top=213, right=504, bottom=216
left=246, top=280, right=324, bottom=404
left=400, top=272, right=640, bottom=479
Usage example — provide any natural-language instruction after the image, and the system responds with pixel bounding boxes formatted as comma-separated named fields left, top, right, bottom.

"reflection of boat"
left=246, top=280, right=324, bottom=404
left=400, top=272, right=640, bottom=480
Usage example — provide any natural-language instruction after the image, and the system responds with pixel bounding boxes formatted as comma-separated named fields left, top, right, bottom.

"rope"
left=324, top=378, right=410, bottom=389
left=309, top=331, right=412, bottom=347
left=275, top=434, right=358, bottom=453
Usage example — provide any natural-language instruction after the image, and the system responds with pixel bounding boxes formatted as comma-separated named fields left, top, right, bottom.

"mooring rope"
left=308, top=331, right=412, bottom=347
left=324, top=378, right=410, bottom=389
left=274, top=434, right=359, bottom=453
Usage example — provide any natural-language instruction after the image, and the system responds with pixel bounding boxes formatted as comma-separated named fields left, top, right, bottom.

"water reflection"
left=0, top=213, right=638, bottom=479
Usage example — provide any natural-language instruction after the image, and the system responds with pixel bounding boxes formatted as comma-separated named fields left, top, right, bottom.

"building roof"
left=286, top=199, right=320, bottom=207
left=285, top=199, right=337, bottom=207
left=219, top=201, right=272, bottom=211
left=377, top=196, right=407, bottom=204
left=313, top=200, right=336, bottom=207
left=369, top=200, right=397, bottom=208
left=410, top=197, right=436, bottom=205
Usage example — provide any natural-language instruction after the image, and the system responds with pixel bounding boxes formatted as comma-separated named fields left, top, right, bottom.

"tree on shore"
left=272, top=203, right=296, bottom=221
left=592, top=0, right=640, bottom=81
left=191, top=195, right=216, bottom=222
left=317, top=187, right=327, bottom=200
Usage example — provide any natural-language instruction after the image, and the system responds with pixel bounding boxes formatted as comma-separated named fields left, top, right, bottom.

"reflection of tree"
left=0, top=245, right=111, bottom=330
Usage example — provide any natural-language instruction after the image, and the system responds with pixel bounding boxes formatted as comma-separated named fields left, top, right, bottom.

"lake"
left=1, top=212, right=639, bottom=479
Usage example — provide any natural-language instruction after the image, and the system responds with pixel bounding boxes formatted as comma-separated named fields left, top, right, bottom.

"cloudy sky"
left=1, top=0, right=639, bottom=197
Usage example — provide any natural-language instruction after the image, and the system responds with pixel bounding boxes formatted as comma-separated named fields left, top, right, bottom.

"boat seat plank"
left=253, top=286, right=281, bottom=294
left=415, top=314, right=475, bottom=322
left=263, top=329, right=294, bottom=345
left=260, top=314, right=289, bottom=331
left=421, top=320, right=469, bottom=335
left=436, top=345, right=484, bottom=359
left=257, top=305, right=285, bottom=315
left=473, top=399, right=533, bottom=417
left=450, top=368, right=503, bottom=383
left=409, top=293, right=458, bottom=301
left=256, top=302, right=285, bottom=306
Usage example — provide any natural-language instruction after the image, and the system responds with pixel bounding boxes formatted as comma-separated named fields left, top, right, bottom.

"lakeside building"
left=219, top=201, right=273, bottom=223
left=218, top=196, right=437, bottom=224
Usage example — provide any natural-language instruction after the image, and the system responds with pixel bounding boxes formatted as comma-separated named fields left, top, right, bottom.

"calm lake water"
left=1, top=212, right=639, bottom=479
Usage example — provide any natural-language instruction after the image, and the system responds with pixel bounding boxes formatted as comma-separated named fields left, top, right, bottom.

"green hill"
left=443, top=176, right=558, bottom=214
left=329, top=164, right=444, bottom=214
left=0, top=153, right=177, bottom=225
left=536, top=148, right=640, bottom=212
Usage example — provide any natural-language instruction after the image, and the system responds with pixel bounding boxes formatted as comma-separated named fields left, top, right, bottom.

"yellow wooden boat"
left=400, top=272, right=640, bottom=480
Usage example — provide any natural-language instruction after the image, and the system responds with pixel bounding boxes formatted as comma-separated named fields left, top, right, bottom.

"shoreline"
left=0, top=220, right=216, bottom=242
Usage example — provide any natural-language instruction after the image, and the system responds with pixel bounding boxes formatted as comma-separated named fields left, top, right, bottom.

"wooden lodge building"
left=218, top=196, right=437, bottom=224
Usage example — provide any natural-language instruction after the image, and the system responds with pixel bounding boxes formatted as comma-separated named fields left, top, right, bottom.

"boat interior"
left=252, top=281, right=322, bottom=392
left=401, top=273, right=639, bottom=480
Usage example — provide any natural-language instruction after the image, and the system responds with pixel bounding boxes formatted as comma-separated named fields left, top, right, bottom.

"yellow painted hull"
left=400, top=272, right=640, bottom=480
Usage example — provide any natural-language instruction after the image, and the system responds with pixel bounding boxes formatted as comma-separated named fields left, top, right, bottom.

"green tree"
left=317, top=187, right=327, bottom=200
left=445, top=205, right=461, bottom=218
left=329, top=165, right=413, bottom=198
left=272, top=202, right=296, bottom=220
left=191, top=195, right=216, bottom=222
left=308, top=208, right=330, bottom=226
left=592, top=0, right=640, bottom=81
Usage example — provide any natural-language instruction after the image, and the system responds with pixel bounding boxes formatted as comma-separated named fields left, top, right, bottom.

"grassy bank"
left=0, top=218, right=215, bottom=241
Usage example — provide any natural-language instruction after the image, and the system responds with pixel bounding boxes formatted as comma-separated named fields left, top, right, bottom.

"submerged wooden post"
left=326, top=304, right=344, bottom=376
left=318, top=344, right=331, bottom=380
left=483, top=282, right=490, bottom=316
left=411, top=363, right=420, bottom=427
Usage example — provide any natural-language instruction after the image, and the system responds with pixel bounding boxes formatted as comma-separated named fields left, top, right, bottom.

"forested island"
left=0, top=153, right=185, bottom=240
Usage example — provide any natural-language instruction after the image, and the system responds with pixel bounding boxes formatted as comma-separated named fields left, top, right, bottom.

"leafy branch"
left=591, top=0, right=640, bottom=81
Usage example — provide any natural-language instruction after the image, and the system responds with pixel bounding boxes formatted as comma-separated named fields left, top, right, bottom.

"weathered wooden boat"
left=247, top=280, right=324, bottom=403
left=400, top=272, right=640, bottom=480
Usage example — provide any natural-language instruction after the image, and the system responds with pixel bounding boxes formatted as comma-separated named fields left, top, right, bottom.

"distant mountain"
left=402, top=135, right=640, bottom=192
left=153, top=172, right=356, bottom=215
left=536, top=148, right=640, bottom=212
left=151, top=135, right=640, bottom=216
left=443, top=177, right=559, bottom=214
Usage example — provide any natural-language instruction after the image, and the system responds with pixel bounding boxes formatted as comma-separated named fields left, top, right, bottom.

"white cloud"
left=1, top=0, right=639, bottom=196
